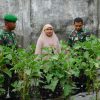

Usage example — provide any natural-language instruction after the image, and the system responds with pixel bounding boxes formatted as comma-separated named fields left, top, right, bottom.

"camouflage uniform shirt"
left=68, top=29, right=90, bottom=47
left=0, top=29, right=17, bottom=47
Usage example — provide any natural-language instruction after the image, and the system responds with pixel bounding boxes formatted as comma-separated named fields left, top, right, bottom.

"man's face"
left=74, top=22, right=83, bottom=32
left=6, top=21, right=16, bottom=31
left=44, top=27, right=53, bottom=37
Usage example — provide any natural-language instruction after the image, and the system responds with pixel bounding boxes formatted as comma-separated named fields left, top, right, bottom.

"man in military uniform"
left=0, top=14, right=17, bottom=47
left=68, top=17, right=91, bottom=95
left=68, top=17, right=90, bottom=47
left=0, top=14, right=18, bottom=99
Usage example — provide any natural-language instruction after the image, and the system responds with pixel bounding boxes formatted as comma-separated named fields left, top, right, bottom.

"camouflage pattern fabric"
left=68, top=29, right=90, bottom=47
left=0, top=29, right=17, bottom=47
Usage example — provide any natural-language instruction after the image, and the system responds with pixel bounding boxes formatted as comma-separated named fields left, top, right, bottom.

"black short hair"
left=74, top=17, right=83, bottom=24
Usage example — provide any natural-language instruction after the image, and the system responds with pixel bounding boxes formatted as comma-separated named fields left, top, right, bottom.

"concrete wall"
left=0, top=0, right=100, bottom=47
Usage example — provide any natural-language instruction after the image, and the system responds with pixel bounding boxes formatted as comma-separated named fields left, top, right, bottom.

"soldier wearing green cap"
left=0, top=14, right=18, bottom=99
left=0, top=14, right=18, bottom=47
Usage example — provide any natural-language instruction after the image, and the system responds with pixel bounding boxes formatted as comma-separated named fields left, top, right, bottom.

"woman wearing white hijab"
left=35, top=24, right=61, bottom=54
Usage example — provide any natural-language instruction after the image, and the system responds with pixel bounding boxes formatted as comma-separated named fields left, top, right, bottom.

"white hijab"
left=35, top=24, right=61, bottom=54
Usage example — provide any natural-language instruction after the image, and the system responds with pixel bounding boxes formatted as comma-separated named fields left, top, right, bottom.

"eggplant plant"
left=37, top=35, right=100, bottom=99
left=37, top=43, right=79, bottom=99
left=0, top=46, right=14, bottom=97
left=0, top=35, right=99, bottom=100
left=70, top=35, right=100, bottom=99
left=11, top=45, right=42, bottom=100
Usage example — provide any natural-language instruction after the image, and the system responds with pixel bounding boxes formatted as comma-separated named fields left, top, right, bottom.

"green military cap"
left=3, top=14, right=17, bottom=22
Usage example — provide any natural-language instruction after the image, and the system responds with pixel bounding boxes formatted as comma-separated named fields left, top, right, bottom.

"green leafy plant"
left=70, top=35, right=100, bottom=99
left=38, top=44, right=78, bottom=99
left=11, top=45, right=41, bottom=100
left=0, top=46, right=13, bottom=96
left=1, top=35, right=99, bottom=100
left=38, top=35, right=100, bottom=99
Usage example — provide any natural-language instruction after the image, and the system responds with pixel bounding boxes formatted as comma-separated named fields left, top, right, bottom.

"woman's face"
left=44, top=27, right=53, bottom=37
